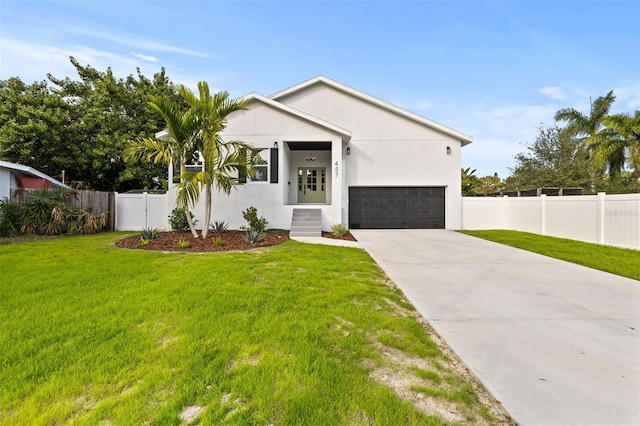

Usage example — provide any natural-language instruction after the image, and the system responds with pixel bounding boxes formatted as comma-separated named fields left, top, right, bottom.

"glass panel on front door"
left=297, top=167, right=326, bottom=203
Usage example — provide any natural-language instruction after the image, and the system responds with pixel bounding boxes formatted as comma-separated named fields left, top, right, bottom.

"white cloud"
left=538, top=86, right=567, bottom=100
left=133, top=53, right=160, bottom=63
left=70, top=25, right=212, bottom=58
left=0, top=36, right=164, bottom=82
left=459, top=101, right=560, bottom=178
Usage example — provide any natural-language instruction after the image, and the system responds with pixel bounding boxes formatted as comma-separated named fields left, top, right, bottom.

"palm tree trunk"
left=185, top=205, right=198, bottom=238
left=201, top=184, right=212, bottom=239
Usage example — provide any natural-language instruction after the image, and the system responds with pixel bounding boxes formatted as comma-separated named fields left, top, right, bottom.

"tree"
left=477, top=174, right=505, bottom=195
left=126, top=82, right=256, bottom=239
left=461, top=167, right=480, bottom=195
left=0, top=78, right=75, bottom=183
left=180, top=83, right=254, bottom=239
left=1, top=57, right=182, bottom=191
left=600, top=110, right=640, bottom=176
left=506, top=125, right=595, bottom=190
left=554, top=91, right=622, bottom=178
left=125, top=92, right=201, bottom=238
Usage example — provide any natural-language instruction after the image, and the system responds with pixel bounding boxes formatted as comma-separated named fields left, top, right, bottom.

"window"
left=250, top=149, right=268, bottom=182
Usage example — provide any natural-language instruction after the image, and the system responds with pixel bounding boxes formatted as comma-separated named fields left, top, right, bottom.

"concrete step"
left=290, top=208, right=322, bottom=237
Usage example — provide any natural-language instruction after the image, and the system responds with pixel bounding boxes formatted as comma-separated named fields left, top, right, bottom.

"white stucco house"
left=167, top=76, right=472, bottom=234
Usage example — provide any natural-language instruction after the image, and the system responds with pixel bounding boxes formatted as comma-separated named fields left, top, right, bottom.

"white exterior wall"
left=126, top=80, right=470, bottom=232
left=175, top=98, right=347, bottom=231
left=278, top=84, right=464, bottom=229
left=0, top=168, right=12, bottom=200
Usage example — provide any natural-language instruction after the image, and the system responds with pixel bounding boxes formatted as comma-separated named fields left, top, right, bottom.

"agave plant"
left=140, top=227, right=159, bottom=240
left=209, top=220, right=229, bottom=234
left=242, top=229, right=265, bottom=244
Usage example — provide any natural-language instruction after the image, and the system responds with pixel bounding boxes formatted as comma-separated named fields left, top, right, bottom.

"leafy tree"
left=506, top=125, right=596, bottom=190
left=0, top=57, right=182, bottom=191
left=477, top=173, right=505, bottom=195
left=0, top=78, right=74, bottom=183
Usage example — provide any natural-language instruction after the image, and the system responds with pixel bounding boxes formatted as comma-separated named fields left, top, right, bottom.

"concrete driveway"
left=351, top=230, right=640, bottom=426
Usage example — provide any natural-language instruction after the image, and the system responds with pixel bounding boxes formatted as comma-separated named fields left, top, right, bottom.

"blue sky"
left=1, top=0, right=639, bottom=178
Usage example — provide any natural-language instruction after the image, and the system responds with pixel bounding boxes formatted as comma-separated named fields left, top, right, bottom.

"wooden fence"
left=10, top=188, right=116, bottom=231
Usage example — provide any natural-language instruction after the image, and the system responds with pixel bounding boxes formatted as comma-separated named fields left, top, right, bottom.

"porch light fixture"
left=446, top=146, right=452, bottom=155
left=274, top=141, right=278, bottom=149
left=346, top=147, right=351, bottom=155
left=306, top=150, right=316, bottom=161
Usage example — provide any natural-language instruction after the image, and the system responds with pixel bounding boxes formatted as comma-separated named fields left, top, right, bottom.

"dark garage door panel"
left=349, top=187, right=445, bottom=229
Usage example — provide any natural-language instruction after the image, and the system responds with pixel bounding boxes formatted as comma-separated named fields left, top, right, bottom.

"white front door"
left=297, top=167, right=326, bottom=203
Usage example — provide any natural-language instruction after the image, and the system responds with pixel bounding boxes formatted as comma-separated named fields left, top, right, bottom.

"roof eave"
left=270, top=76, right=473, bottom=146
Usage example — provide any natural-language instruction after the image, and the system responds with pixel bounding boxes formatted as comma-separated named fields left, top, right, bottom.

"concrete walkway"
left=289, top=236, right=361, bottom=248
left=351, top=229, right=640, bottom=426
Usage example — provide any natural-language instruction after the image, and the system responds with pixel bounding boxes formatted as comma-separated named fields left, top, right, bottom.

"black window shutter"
left=238, top=148, right=246, bottom=183
left=270, top=148, right=278, bottom=183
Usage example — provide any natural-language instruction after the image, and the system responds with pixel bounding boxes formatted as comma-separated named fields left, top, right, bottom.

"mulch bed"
left=115, top=230, right=289, bottom=252
left=115, top=230, right=357, bottom=252
left=321, top=231, right=358, bottom=241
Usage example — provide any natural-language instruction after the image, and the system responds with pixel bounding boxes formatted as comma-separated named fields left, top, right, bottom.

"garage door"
left=349, top=187, right=445, bottom=229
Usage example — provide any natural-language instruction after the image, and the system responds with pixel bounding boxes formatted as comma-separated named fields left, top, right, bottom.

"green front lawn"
left=459, top=230, right=640, bottom=281
left=0, top=233, right=501, bottom=425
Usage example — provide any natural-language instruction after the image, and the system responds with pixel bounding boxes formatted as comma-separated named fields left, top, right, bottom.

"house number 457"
left=334, top=161, right=339, bottom=178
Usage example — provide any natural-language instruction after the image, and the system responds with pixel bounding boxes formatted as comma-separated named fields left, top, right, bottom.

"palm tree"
left=461, top=167, right=480, bottom=195
left=179, top=82, right=255, bottom=239
left=554, top=91, right=622, bottom=177
left=601, top=110, right=640, bottom=177
left=125, top=94, right=200, bottom=238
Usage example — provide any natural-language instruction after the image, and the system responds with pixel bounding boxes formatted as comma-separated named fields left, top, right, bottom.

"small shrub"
left=140, top=227, right=159, bottom=240
left=176, top=239, right=191, bottom=249
left=212, top=236, right=224, bottom=247
left=209, top=220, right=229, bottom=234
left=138, top=238, right=150, bottom=247
left=242, top=206, right=267, bottom=233
left=169, top=208, right=197, bottom=232
left=243, top=229, right=265, bottom=244
left=331, top=223, right=348, bottom=237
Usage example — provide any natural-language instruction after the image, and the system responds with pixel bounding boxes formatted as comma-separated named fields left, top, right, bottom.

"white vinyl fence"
left=115, top=192, right=169, bottom=231
left=462, top=193, right=640, bottom=250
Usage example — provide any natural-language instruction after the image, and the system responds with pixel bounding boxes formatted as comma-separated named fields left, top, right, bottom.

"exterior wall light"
left=274, top=141, right=278, bottom=149
left=446, top=146, right=452, bottom=155
left=346, top=147, right=351, bottom=155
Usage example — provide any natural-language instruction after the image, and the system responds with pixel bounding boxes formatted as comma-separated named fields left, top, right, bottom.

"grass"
left=0, top=233, right=502, bottom=425
left=459, top=230, right=640, bottom=281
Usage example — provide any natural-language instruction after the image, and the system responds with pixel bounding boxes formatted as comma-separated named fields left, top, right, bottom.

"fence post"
left=597, top=192, right=606, bottom=245
left=108, top=192, right=116, bottom=232
left=541, top=194, right=547, bottom=235
left=143, top=192, right=149, bottom=229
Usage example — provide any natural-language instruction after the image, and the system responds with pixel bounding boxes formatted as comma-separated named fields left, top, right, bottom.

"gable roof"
left=239, top=92, right=353, bottom=142
left=155, top=91, right=353, bottom=143
left=0, top=160, right=69, bottom=188
left=270, top=76, right=473, bottom=146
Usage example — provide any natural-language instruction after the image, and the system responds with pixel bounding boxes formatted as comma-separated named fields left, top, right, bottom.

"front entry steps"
left=290, top=208, right=322, bottom=237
